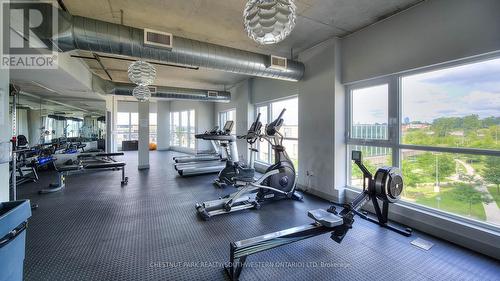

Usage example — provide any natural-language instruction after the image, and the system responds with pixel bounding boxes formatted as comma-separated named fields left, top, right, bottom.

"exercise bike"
left=196, top=109, right=303, bottom=220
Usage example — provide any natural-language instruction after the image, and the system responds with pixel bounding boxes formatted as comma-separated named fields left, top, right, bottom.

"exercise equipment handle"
left=255, top=113, right=261, bottom=124
left=276, top=108, right=286, bottom=121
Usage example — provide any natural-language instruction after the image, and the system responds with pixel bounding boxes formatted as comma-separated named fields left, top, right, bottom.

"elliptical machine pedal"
left=290, top=191, right=303, bottom=201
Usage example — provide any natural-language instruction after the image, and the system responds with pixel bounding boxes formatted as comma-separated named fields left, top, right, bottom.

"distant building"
left=351, top=124, right=390, bottom=157
left=352, top=124, right=388, bottom=140
left=402, top=123, right=431, bottom=132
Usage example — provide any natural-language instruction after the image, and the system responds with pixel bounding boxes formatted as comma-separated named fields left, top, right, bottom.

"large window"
left=255, top=97, right=299, bottom=168
left=218, top=109, right=236, bottom=133
left=170, top=109, right=196, bottom=149
left=116, top=111, right=156, bottom=150
left=351, top=84, right=389, bottom=140
left=149, top=113, right=157, bottom=144
left=347, top=57, right=500, bottom=228
left=66, top=119, right=82, bottom=138
left=116, top=112, right=130, bottom=148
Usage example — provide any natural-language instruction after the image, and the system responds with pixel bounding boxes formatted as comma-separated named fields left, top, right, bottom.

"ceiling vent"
left=144, top=28, right=173, bottom=49
left=148, top=86, right=157, bottom=94
left=267, top=55, right=287, bottom=71
left=207, top=91, right=218, bottom=98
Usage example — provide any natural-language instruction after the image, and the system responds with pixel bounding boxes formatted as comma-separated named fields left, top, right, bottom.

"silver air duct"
left=110, top=83, right=231, bottom=102
left=50, top=11, right=304, bottom=81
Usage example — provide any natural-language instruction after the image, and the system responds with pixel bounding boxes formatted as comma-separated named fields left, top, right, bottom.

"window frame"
left=345, top=54, right=500, bottom=232
left=149, top=113, right=157, bottom=144
left=255, top=96, right=299, bottom=165
left=169, top=109, right=196, bottom=150
left=116, top=111, right=157, bottom=149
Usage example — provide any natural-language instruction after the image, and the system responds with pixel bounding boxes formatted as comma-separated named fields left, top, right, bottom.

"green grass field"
left=487, top=186, right=500, bottom=208
left=404, top=185, right=486, bottom=221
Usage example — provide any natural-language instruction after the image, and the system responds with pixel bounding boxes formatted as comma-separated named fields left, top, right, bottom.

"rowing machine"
left=224, top=150, right=412, bottom=280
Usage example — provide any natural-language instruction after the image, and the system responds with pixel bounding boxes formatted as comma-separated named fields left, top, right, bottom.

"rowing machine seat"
left=307, top=209, right=343, bottom=228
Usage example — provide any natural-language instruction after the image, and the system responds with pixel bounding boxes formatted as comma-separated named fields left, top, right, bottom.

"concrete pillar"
left=157, top=101, right=170, bottom=150
left=105, top=95, right=117, bottom=153
left=297, top=38, right=342, bottom=202
left=0, top=68, right=9, bottom=201
left=138, top=101, right=150, bottom=169
left=332, top=38, right=347, bottom=199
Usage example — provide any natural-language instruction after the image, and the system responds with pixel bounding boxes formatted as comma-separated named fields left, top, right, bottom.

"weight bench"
left=76, top=143, right=86, bottom=152
left=77, top=152, right=124, bottom=164
left=39, top=165, right=79, bottom=194
left=78, top=152, right=124, bottom=159
left=39, top=162, right=128, bottom=194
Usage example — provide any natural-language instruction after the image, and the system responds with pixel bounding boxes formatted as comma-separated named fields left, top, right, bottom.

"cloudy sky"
left=353, top=57, right=500, bottom=124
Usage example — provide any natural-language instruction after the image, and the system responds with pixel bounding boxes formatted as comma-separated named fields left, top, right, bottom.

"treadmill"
left=175, top=121, right=237, bottom=176
left=173, top=121, right=234, bottom=164
left=173, top=126, right=222, bottom=164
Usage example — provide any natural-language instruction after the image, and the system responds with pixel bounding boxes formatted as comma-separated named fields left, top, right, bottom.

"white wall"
left=252, top=78, right=299, bottom=105
left=117, top=101, right=138, bottom=112
left=117, top=100, right=157, bottom=114
left=170, top=100, right=215, bottom=152
left=297, top=38, right=345, bottom=201
left=157, top=101, right=170, bottom=150
left=341, top=0, right=500, bottom=83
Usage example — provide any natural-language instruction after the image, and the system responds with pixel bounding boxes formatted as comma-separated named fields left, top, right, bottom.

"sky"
left=352, top=84, right=388, bottom=124
left=353, top=58, right=500, bottom=124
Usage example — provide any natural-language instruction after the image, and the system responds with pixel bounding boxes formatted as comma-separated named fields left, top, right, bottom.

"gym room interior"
left=0, top=0, right=499, bottom=280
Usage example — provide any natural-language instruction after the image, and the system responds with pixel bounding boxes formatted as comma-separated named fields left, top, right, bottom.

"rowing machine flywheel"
left=373, top=167, right=404, bottom=203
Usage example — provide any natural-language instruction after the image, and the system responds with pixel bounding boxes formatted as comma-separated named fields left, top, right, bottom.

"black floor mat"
left=17, top=151, right=500, bottom=281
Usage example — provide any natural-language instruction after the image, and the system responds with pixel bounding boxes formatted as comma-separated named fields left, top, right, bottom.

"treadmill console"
left=266, top=109, right=285, bottom=136
left=223, top=121, right=234, bottom=134
left=248, top=113, right=262, bottom=134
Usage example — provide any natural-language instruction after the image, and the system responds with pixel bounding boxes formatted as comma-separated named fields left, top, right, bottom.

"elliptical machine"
left=214, top=114, right=262, bottom=187
left=196, top=108, right=303, bottom=220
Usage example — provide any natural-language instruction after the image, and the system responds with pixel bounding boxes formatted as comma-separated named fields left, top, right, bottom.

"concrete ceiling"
left=75, top=50, right=247, bottom=91
left=63, top=0, right=424, bottom=57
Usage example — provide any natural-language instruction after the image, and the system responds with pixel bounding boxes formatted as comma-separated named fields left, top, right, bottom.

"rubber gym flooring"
left=18, top=151, right=499, bottom=281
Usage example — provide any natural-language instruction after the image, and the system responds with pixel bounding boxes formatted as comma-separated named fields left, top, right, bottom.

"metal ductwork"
left=47, top=10, right=304, bottom=81
left=110, top=83, right=231, bottom=102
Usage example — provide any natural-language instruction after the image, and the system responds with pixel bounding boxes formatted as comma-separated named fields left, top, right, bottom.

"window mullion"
left=128, top=112, right=131, bottom=141
left=389, top=75, right=400, bottom=167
